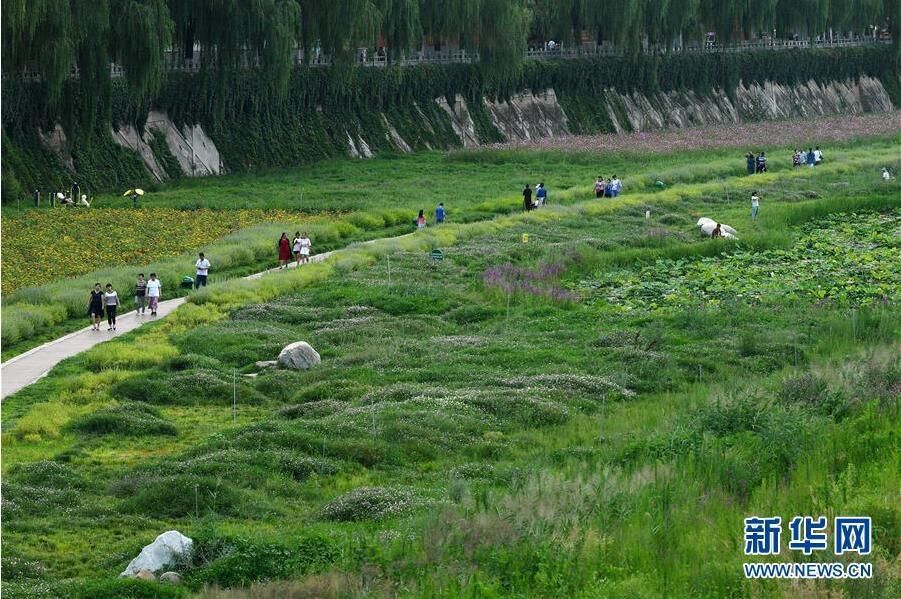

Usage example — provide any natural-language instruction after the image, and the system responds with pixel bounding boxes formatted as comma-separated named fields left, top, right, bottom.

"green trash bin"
left=180, top=275, right=195, bottom=289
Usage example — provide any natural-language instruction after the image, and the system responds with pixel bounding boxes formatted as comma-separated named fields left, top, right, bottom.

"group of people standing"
left=278, top=232, right=312, bottom=268
left=416, top=203, right=446, bottom=229
left=86, top=252, right=210, bottom=331
left=746, top=151, right=768, bottom=174
left=88, top=273, right=162, bottom=331
left=594, top=176, right=622, bottom=198
left=523, top=182, right=550, bottom=211
left=747, top=147, right=824, bottom=174
left=792, top=147, right=823, bottom=168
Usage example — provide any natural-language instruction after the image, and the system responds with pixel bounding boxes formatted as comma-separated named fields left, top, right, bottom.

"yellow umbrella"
left=134, top=189, right=145, bottom=196
left=122, top=189, right=146, bottom=196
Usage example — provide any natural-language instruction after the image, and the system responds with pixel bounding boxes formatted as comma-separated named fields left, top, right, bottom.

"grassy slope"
left=2, top=142, right=898, bottom=598
left=3, top=135, right=899, bottom=360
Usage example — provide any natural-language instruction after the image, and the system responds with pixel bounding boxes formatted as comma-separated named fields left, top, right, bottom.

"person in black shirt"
left=523, top=184, right=533, bottom=211
left=88, top=283, right=104, bottom=331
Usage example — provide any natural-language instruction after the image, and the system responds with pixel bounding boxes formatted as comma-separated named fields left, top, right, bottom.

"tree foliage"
left=1, top=0, right=896, bottom=117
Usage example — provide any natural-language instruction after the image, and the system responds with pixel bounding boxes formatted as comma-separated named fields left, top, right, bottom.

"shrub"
left=320, top=486, right=420, bottom=522
left=8, top=460, right=89, bottom=489
left=70, top=402, right=177, bottom=436
left=187, top=534, right=339, bottom=588
left=1, top=303, right=68, bottom=345
left=1, top=556, right=48, bottom=581
left=778, top=373, right=830, bottom=406
left=117, top=475, right=243, bottom=518
left=278, top=400, right=346, bottom=420
left=113, top=369, right=267, bottom=406
left=81, top=341, right=179, bottom=371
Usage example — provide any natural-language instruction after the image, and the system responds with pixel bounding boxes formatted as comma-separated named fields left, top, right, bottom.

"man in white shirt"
left=195, top=252, right=211, bottom=288
left=813, top=146, right=823, bottom=165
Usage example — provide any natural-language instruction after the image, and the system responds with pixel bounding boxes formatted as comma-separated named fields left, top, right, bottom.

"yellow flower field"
left=1, top=208, right=316, bottom=294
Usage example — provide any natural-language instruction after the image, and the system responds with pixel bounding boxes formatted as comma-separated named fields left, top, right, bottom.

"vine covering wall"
left=2, top=46, right=898, bottom=200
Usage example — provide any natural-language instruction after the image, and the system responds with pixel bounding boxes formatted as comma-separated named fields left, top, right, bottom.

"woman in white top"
left=299, top=232, right=312, bottom=264
left=750, top=191, right=760, bottom=220
left=292, top=231, right=302, bottom=265
left=146, top=273, right=162, bottom=316
left=104, top=283, right=120, bottom=331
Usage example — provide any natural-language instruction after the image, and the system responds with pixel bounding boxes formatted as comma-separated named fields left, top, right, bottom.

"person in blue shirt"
left=435, top=202, right=446, bottom=223
left=536, top=182, right=547, bottom=206
left=610, top=175, right=622, bottom=197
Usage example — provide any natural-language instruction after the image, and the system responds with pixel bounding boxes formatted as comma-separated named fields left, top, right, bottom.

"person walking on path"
left=536, top=182, right=547, bottom=206
left=299, top=232, right=312, bottom=264
left=417, top=210, right=426, bottom=229
left=595, top=177, right=605, bottom=198
left=523, top=184, right=533, bottom=211
left=435, top=203, right=446, bottom=224
left=292, top=232, right=303, bottom=265
left=610, top=175, right=622, bottom=197
left=278, top=233, right=292, bottom=268
left=134, top=274, right=148, bottom=315
left=806, top=147, right=815, bottom=167
left=746, top=152, right=756, bottom=175
left=195, top=252, right=211, bottom=288
left=751, top=191, right=760, bottom=220
left=146, top=273, right=161, bottom=316
left=104, top=284, right=120, bottom=331
left=88, top=283, right=104, bottom=331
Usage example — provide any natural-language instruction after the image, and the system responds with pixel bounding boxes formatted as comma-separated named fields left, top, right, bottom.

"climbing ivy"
left=1, top=45, right=896, bottom=200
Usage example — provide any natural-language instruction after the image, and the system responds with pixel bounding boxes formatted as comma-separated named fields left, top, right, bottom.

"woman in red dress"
left=278, top=232, right=292, bottom=268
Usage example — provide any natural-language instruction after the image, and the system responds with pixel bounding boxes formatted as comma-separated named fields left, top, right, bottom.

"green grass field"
left=2, top=133, right=899, bottom=360
left=1, top=137, right=899, bottom=598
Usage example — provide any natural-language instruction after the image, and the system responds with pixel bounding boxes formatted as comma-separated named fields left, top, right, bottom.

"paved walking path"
left=1, top=250, right=340, bottom=400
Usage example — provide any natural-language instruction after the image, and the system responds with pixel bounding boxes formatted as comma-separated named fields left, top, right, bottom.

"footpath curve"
left=0, top=248, right=344, bottom=400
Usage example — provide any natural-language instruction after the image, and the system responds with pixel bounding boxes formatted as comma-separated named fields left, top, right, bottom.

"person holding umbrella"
left=123, top=188, right=145, bottom=207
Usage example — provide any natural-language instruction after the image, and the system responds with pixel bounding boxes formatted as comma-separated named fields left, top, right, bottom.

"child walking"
left=104, top=284, right=120, bottom=331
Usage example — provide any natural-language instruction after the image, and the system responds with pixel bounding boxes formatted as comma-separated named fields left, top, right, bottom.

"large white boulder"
left=698, top=218, right=738, bottom=238
left=120, top=531, right=193, bottom=577
left=278, top=341, right=321, bottom=370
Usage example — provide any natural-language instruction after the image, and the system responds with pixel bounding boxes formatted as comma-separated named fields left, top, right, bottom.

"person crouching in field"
left=88, top=283, right=104, bottom=331
left=299, top=232, right=312, bottom=264
left=146, top=273, right=161, bottom=316
left=104, top=283, right=120, bottom=331
left=278, top=232, right=292, bottom=268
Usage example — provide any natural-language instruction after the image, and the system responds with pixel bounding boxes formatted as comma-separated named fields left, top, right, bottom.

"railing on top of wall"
left=12, top=37, right=892, bottom=81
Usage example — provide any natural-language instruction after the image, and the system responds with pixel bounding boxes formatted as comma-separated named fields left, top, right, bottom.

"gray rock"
left=135, top=569, right=157, bottom=582
left=255, top=360, right=278, bottom=369
left=120, top=530, right=193, bottom=577
left=159, top=571, right=183, bottom=585
left=277, top=342, right=321, bottom=370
